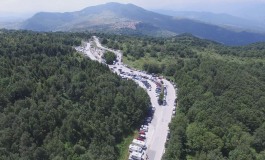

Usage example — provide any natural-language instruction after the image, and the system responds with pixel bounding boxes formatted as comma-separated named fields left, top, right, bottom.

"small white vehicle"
left=128, top=151, right=144, bottom=160
left=141, top=125, right=148, bottom=132
left=138, top=134, right=146, bottom=139
left=129, top=144, right=143, bottom=153
left=132, top=139, right=147, bottom=149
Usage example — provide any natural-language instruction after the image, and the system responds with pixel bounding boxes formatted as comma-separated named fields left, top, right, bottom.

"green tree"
left=103, top=51, right=117, bottom=64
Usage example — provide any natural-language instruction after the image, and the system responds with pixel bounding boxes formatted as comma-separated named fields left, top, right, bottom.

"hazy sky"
left=1, top=0, right=265, bottom=18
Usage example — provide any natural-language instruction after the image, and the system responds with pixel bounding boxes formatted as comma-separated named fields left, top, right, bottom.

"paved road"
left=77, top=37, right=177, bottom=160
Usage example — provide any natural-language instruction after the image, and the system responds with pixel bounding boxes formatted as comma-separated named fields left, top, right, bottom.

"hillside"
left=21, top=2, right=265, bottom=45
left=100, top=34, right=265, bottom=159
left=154, top=10, right=265, bottom=33
left=0, top=30, right=150, bottom=159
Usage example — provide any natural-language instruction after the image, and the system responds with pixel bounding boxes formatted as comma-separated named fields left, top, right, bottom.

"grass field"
left=118, top=131, right=138, bottom=160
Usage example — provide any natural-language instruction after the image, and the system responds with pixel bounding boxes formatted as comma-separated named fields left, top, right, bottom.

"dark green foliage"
left=0, top=30, right=150, bottom=160
left=143, top=62, right=162, bottom=74
left=104, top=51, right=117, bottom=64
left=165, top=57, right=265, bottom=159
left=217, top=42, right=265, bottom=58
left=158, top=93, right=164, bottom=105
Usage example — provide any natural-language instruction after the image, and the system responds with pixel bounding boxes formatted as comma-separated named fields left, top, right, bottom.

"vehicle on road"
left=129, top=144, right=143, bottom=153
left=137, top=137, right=145, bottom=141
left=167, top=130, right=171, bottom=141
left=145, top=117, right=152, bottom=123
left=140, top=125, right=148, bottom=132
left=163, top=100, right=167, bottom=106
left=172, top=110, right=176, bottom=116
left=128, top=151, right=144, bottom=160
left=139, top=134, right=146, bottom=139
left=139, top=131, right=146, bottom=135
left=132, top=139, right=147, bottom=149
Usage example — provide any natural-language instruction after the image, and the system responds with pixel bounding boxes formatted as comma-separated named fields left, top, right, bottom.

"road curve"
left=77, top=36, right=177, bottom=160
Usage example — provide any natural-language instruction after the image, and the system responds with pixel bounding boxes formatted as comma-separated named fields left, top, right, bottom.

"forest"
left=102, top=34, right=265, bottom=160
left=0, top=30, right=150, bottom=160
left=1, top=28, right=265, bottom=160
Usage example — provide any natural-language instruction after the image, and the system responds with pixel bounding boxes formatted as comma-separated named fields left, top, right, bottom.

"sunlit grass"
left=117, top=131, right=138, bottom=160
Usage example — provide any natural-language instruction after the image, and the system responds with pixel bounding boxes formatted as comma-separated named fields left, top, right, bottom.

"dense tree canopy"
left=104, top=51, right=117, bottom=64
left=0, top=30, right=150, bottom=160
left=102, top=34, right=265, bottom=159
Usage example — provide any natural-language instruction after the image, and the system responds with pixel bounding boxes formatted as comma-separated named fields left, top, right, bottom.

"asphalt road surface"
left=77, top=37, right=177, bottom=160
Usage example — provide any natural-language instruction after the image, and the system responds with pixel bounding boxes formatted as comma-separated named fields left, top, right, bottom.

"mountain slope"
left=21, top=2, right=265, bottom=45
left=154, top=10, right=265, bottom=33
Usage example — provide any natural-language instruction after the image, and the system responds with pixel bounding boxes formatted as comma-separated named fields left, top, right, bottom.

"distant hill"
left=154, top=10, right=265, bottom=33
left=21, top=2, right=265, bottom=45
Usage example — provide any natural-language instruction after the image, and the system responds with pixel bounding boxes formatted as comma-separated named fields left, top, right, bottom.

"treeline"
left=101, top=34, right=199, bottom=59
left=217, top=42, right=265, bottom=58
left=100, top=34, right=209, bottom=77
left=101, top=34, right=265, bottom=159
left=0, top=30, right=150, bottom=160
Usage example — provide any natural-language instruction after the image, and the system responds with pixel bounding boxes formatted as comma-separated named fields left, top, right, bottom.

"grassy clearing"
left=123, top=54, right=180, bottom=71
left=123, top=55, right=145, bottom=70
left=197, top=50, right=265, bottom=64
left=118, top=131, right=138, bottom=160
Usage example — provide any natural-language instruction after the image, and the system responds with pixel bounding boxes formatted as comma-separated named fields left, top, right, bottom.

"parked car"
left=139, top=131, right=146, bottom=135
left=129, top=144, right=143, bottom=153
left=146, top=117, right=152, bottom=123
left=140, top=125, right=148, bottom=132
left=163, top=100, right=167, bottom=106
left=132, top=139, right=147, bottom=149
left=137, top=137, right=145, bottom=141
left=139, top=134, right=146, bottom=139
left=128, top=151, right=144, bottom=160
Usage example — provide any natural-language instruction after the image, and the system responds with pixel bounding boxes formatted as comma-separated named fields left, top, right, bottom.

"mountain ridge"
left=21, top=2, right=265, bottom=45
left=154, top=10, right=265, bottom=33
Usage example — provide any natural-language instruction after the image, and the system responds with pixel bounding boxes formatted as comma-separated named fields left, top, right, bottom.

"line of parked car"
left=85, top=42, right=176, bottom=160
left=107, top=59, right=172, bottom=160
left=128, top=106, right=155, bottom=160
left=155, top=82, right=167, bottom=106
left=85, top=39, right=180, bottom=160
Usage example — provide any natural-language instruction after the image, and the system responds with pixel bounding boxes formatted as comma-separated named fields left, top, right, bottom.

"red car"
left=139, top=131, right=146, bottom=135
left=137, top=137, right=145, bottom=141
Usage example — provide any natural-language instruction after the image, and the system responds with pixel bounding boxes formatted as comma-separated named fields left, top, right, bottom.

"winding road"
left=76, top=37, right=177, bottom=160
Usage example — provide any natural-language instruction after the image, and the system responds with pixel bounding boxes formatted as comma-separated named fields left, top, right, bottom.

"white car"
left=129, top=144, right=143, bottom=153
left=139, top=134, right=146, bottom=139
left=128, top=151, right=144, bottom=160
left=140, top=125, right=148, bottom=132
